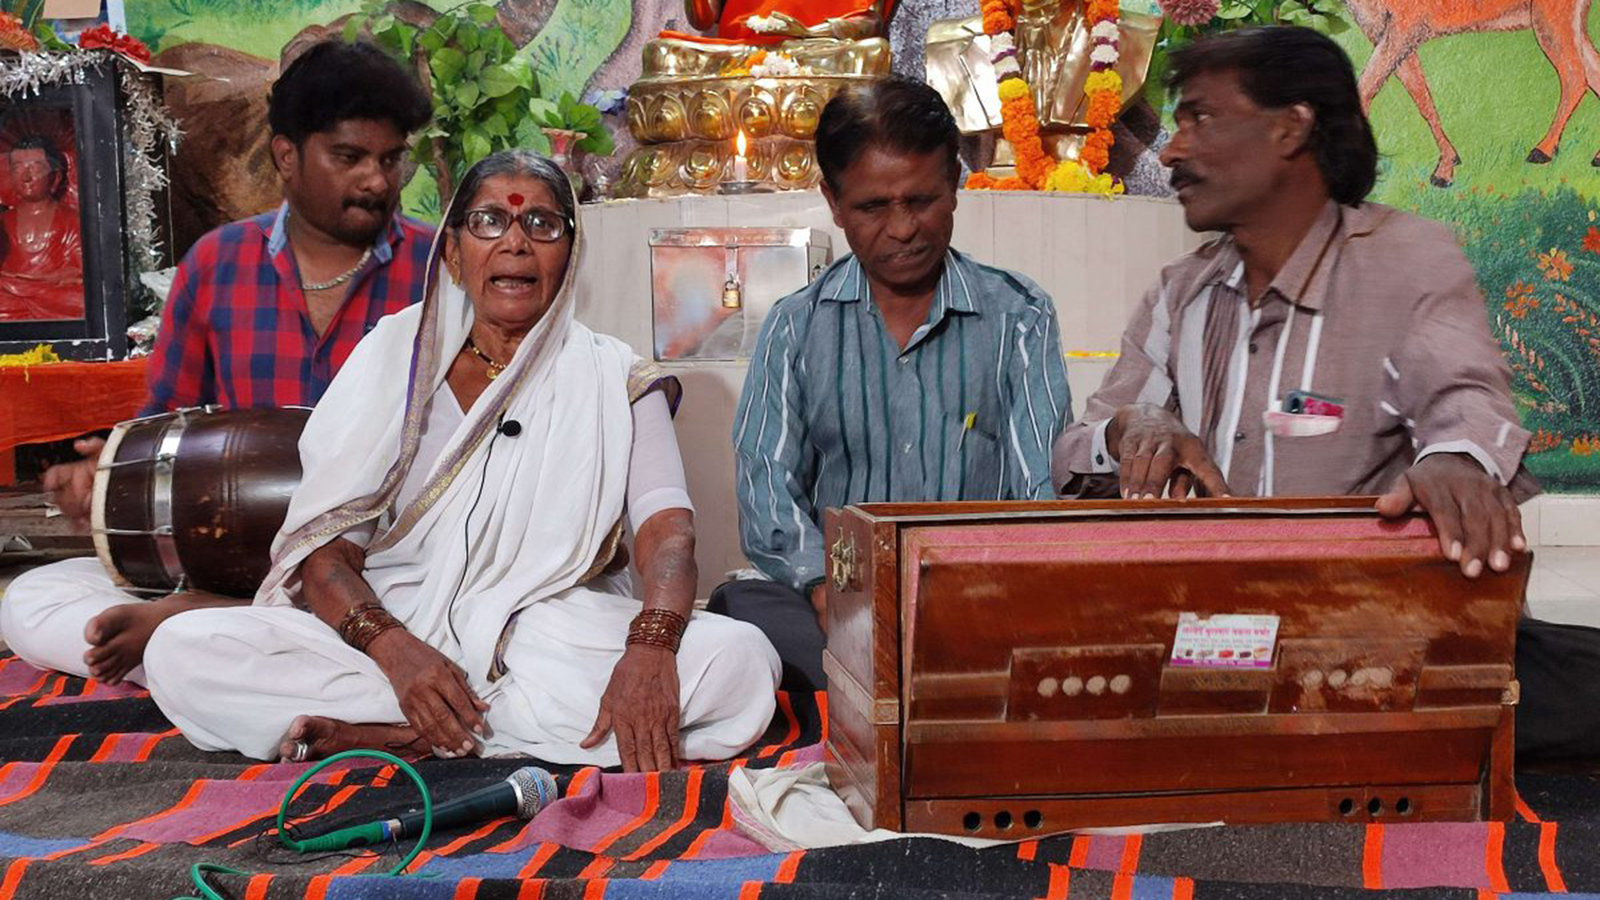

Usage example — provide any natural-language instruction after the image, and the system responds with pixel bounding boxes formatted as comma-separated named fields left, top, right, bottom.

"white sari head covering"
left=256, top=151, right=639, bottom=687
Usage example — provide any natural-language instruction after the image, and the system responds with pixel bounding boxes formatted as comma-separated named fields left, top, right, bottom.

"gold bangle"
left=338, top=604, right=403, bottom=653
left=336, top=603, right=382, bottom=644
left=627, top=608, right=688, bottom=654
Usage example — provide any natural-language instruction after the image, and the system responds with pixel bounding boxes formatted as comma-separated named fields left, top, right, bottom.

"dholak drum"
left=90, top=406, right=311, bottom=598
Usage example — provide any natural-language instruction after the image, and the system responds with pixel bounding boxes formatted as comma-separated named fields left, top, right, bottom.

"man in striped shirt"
left=716, top=77, right=1072, bottom=690
left=1052, top=26, right=1595, bottom=762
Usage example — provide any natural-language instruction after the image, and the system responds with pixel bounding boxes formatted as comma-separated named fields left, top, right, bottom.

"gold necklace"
left=464, top=337, right=508, bottom=379
left=286, top=212, right=374, bottom=292
left=300, top=246, right=373, bottom=292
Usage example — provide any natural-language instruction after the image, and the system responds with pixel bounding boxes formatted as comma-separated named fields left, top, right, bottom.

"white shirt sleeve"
left=1088, top=418, right=1120, bottom=473
left=627, top=389, right=694, bottom=533
left=1413, top=440, right=1508, bottom=485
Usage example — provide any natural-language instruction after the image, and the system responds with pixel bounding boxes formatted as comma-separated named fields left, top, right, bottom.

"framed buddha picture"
left=0, top=61, right=129, bottom=358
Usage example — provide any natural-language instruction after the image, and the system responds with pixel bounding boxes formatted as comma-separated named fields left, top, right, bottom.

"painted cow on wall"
left=1343, top=0, right=1600, bottom=186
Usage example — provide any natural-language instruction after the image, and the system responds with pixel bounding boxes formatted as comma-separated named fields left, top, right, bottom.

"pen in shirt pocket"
left=956, top=412, right=976, bottom=450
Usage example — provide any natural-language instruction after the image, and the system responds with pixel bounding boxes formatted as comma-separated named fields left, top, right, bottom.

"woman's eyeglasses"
left=462, top=207, right=571, bottom=243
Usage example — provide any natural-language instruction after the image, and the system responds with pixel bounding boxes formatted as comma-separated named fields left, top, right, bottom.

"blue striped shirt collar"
left=266, top=201, right=401, bottom=264
left=819, top=249, right=982, bottom=320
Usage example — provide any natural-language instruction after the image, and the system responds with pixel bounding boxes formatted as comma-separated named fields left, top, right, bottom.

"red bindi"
left=507, top=192, right=525, bottom=206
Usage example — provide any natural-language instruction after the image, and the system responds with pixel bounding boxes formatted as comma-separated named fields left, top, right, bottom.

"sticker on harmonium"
left=1169, top=613, right=1279, bottom=669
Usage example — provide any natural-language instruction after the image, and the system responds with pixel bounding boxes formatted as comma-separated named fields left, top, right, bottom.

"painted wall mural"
left=131, top=0, right=659, bottom=250
left=118, top=0, right=1600, bottom=491
left=1332, top=2, right=1600, bottom=492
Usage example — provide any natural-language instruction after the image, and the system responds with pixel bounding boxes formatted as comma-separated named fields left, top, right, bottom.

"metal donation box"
left=649, top=227, right=831, bottom=361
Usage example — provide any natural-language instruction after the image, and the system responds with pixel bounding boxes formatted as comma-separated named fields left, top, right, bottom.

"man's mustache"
left=1170, top=167, right=1201, bottom=192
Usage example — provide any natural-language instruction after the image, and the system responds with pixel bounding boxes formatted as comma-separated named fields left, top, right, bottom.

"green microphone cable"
left=175, top=749, right=432, bottom=900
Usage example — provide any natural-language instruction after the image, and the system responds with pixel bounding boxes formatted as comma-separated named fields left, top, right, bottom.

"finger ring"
left=290, top=739, right=310, bottom=762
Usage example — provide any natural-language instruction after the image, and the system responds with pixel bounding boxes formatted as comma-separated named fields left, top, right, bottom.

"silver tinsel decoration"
left=0, top=50, right=183, bottom=314
left=0, top=49, right=100, bottom=97
left=116, top=62, right=183, bottom=286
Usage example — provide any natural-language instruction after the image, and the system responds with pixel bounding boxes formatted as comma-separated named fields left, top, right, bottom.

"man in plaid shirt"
left=2, top=39, right=433, bottom=687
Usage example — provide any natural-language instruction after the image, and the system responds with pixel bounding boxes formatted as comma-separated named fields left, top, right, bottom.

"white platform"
left=571, top=191, right=1599, bottom=615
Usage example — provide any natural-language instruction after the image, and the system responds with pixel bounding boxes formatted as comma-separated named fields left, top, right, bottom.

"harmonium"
left=821, top=497, right=1528, bottom=838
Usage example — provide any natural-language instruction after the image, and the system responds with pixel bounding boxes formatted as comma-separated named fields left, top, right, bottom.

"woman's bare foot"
left=83, top=592, right=246, bottom=685
left=278, top=715, right=429, bottom=763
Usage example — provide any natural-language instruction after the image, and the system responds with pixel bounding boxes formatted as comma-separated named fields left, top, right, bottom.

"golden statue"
left=615, top=0, right=896, bottom=198
left=926, top=0, right=1161, bottom=171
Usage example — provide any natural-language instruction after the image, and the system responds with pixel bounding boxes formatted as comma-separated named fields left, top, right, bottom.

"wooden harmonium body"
left=821, top=497, right=1528, bottom=838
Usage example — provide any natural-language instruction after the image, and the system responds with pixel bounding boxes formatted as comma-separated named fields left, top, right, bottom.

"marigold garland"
left=0, top=344, right=61, bottom=368
left=980, top=0, right=1015, bottom=35
left=964, top=0, right=1122, bottom=195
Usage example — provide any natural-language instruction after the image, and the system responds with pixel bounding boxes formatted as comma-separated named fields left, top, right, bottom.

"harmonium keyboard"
left=820, top=497, right=1527, bottom=838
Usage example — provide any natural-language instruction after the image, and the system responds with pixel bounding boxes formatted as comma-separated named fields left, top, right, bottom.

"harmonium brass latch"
left=1502, top=679, right=1521, bottom=706
left=829, top=531, right=857, bottom=593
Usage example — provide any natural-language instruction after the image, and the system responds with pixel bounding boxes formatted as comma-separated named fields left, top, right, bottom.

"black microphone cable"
left=446, top=411, right=515, bottom=648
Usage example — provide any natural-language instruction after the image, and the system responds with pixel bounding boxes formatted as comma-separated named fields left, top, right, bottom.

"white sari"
left=258, top=280, right=637, bottom=690
left=143, top=181, right=780, bottom=763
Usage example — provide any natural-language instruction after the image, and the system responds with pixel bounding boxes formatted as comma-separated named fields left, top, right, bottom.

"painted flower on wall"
left=1504, top=280, right=1539, bottom=318
left=1583, top=226, right=1600, bottom=256
left=1538, top=247, right=1574, bottom=282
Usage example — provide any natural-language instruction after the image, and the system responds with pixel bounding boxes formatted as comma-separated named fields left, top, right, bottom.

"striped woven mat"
left=1, top=651, right=1597, bottom=899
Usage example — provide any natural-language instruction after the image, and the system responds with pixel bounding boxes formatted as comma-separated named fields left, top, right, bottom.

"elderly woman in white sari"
left=143, top=151, right=781, bottom=770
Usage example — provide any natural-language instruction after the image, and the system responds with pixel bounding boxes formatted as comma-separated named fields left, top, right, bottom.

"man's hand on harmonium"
left=1107, top=404, right=1231, bottom=500
left=1376, top=452, right=1526, bottom=579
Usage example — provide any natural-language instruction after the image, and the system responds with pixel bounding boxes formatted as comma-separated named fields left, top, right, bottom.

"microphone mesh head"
left=509, top=766, right=558, bottom=818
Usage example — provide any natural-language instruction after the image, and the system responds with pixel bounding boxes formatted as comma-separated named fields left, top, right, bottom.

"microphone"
left=295, top=765, right=557, bottom=852
left=497, top=416, right=522, bottom=437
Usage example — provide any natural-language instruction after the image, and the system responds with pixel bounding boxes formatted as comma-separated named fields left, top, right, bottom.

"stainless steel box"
left=649, top=227, right=832, bottom=361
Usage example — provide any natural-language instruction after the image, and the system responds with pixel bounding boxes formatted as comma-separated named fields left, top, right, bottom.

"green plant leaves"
left=1145, top=0, right=1354, bottom=105
left=370, top=14, right=413, bottom=58
left=528, top=97, right=560, bottom=127
left=578, top=128, right=615, bottom=156
left=418, top=25, right=447, bottom=54
left=431, top=46, right=467, bottom=84
left=481, top=112, right=509, bottom=138
left=463, top=128, right=492, bottom=166
left=480, top=64, right=520, bottom=98
left=32, top=20, right=70, bottom=50
left=515, top=117, right=552, bottom=154
left=344, top=0, right=613, bottom=195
